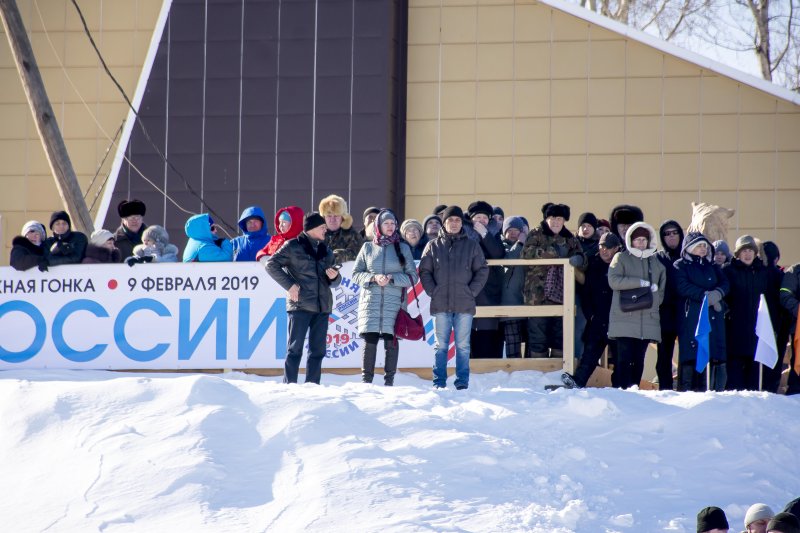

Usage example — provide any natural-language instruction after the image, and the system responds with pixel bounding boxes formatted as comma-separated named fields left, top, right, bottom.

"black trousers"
left=573, top=328, right=617, bottom=388
left=789, top=343, right=800, bottom=395
left=614, top=338, right=650, bottom=389
left=285, top=310, right=329, bottom=384
left=726, top=357, right=761, bottom=391
left=656, top=329, right=677, bottom=391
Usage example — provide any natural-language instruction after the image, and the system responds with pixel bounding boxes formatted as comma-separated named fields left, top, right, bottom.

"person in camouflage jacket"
left=522, top=203, right=586, bottom=357
left=319, top=194, right=362, bottom=264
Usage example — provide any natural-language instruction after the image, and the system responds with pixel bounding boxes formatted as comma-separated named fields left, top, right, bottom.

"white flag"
left=754, top=294, right=779, bottom=369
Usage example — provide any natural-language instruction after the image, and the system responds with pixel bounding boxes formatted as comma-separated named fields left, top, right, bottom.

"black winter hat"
left=610, top=204, right=644, bottom=225
left=118, top=199, right=146, bottom=218
left=577, top=212, right=598, bottom=229
left=441, top=205, right=464, bottom=222
left=696, top=506, right=728, bottom=533
left=303, top=211, right=326, bottom=231
left=763, top=241, right=780, bottom=268
left=767, top=512, right=800, bottom=533
left=541, top=202, right=570, bottom=221
left=493, top=206, right=504, bottom=217
left=467, top=201, right=494, bottom=219
left=362, top=206, right=380, bottom=221
left=49, top=210, right=71, bottom=230
left=599, top=232, right=621, bottom=249
left=433, top=204, right=448, bottom=216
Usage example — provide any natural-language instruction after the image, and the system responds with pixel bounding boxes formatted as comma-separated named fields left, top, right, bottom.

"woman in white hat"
left=10, top=220, right=47, bottom=271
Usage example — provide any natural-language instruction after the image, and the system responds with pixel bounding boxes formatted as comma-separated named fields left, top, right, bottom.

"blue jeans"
left=432, top=312, right=473, bottom=388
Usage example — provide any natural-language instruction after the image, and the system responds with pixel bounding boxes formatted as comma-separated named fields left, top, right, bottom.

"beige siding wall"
left=406, top=0, right=800, bottom=264
left=0, top=0, right=162, bottom=264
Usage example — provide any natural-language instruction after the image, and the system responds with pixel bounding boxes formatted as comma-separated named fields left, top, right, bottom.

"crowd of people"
left=8, top=195, right=800, bottom=393
left=695, top=498, right=800, bottom=533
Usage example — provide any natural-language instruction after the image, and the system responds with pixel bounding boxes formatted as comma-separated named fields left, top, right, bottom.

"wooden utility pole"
left=0, top=0, right=93, bottom=233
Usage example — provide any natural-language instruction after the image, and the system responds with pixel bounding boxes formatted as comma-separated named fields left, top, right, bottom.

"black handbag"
left=619, top=260, right=653, bottom=312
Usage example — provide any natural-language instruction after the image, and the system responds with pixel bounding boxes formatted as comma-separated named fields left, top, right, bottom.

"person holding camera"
left=266, top=212, right=342, bottom=384
left=43, top=211, right=87, bottom=267
left=182, top=213, right=233, bottom=262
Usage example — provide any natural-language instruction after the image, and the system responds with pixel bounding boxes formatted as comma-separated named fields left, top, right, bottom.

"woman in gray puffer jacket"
left=352, top=209, right=418, bottom=386
left=607, top=222, right=666, bottom=388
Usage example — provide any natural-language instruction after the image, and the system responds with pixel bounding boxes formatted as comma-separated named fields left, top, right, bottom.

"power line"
left=69, top=0, right=236, bottom=232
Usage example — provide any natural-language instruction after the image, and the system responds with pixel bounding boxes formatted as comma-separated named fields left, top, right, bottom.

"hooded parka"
left=607, top=222, right=666, bottom=342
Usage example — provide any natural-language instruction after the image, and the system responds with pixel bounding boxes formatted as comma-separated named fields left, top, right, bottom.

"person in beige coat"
left=607, top=222, right=666, bottom=389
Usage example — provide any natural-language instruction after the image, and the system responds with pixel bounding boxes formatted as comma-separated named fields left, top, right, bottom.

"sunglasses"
left=664, top=230, right=680, bottom=236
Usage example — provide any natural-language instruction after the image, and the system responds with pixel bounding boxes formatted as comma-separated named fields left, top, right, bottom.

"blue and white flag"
left=695, top=294, right=711, bottom=373
left=754, top=294, right=779, bottom=369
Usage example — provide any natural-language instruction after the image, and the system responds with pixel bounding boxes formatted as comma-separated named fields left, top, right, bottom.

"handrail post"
left=562, top=262, right=575, bottom=375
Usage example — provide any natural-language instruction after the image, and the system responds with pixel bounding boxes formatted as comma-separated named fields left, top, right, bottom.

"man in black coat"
left=722, top=235, right=770, bottom=391
left=114, top=199, right=147, bottom=261
left=562, top=232, right=621, bottom=388
left=266, top=212, right=342, bottom=384
left=780, top=262, right=800, bottom=395
left=465, top=200, right=506, bottom=358
left=419, top=205, right=489, bottom=390
left=43, top=211, right=87, bottom=266
left=654, top=219, right=684, bottom=390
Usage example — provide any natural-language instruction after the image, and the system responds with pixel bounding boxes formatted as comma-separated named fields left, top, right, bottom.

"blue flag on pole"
left=695, top=295, right=711, bottom=373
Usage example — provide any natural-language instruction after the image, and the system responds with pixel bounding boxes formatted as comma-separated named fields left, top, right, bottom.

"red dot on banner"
left=108, top=279, right=118, bottom=290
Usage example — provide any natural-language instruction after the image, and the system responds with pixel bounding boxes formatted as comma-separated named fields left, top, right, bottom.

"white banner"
left=0, top=262, right=446, bottom=370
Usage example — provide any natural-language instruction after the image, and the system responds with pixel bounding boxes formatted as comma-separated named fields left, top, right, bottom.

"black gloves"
left=126, top=255, right=155, bottom=266
left=37, top=258, right=49, bottom=272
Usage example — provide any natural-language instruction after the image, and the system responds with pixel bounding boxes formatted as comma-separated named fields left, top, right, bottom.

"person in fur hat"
left=522, top=203, right=586, bottom=358
left=674, top=232, right=729, bottom=391
left=43, top=210, right=87, bottom=266
left=83, top=229, right=122, bottom=264
left=130, top=225, right=180, bottom=263
left=464, top=200, right=506, bottom=358
left=318, top=194, right=361, bottom=264
left=114, top=199, right=147, bottom=261
left=10, top=220, right=48, bottom=271
left=610, top=204, right=644, bottom=248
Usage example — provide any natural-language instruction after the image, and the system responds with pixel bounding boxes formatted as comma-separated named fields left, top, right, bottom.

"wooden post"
left=0, top=0, right=94, bottom=233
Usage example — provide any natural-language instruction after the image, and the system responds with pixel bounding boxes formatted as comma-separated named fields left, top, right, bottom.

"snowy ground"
left=1, top=369, right=798, bottom=533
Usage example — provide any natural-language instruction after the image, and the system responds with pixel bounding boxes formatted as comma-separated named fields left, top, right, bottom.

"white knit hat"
left=90, top=229, right=115, bottom=247
left=21, top=220, right=46, bottom=240
left=744, top=503, right=774, bottom=528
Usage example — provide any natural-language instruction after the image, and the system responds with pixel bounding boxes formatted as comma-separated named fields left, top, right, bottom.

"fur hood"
left=318, top=194, right=353, bottom=230
left=623, top=222, right=658, bottom=259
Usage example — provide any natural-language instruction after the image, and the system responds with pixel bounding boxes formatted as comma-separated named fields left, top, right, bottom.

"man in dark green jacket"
left=419, top=205, right=488, bottom=390
left=266, top=212, right=342, bottom=384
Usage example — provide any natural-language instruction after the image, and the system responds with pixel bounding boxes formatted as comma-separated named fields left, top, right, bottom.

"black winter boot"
left=383, top=337, right=399, bottom=386
left=362, top=342, right=377, bottom=383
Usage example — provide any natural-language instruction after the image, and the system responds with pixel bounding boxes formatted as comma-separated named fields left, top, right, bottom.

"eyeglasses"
left=664, top=230, right=680, bottom=236
left=125, top=215, right=143, bottom=222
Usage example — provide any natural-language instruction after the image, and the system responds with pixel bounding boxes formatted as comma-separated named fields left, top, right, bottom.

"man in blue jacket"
left=231, top=206, right=271, bottom=261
